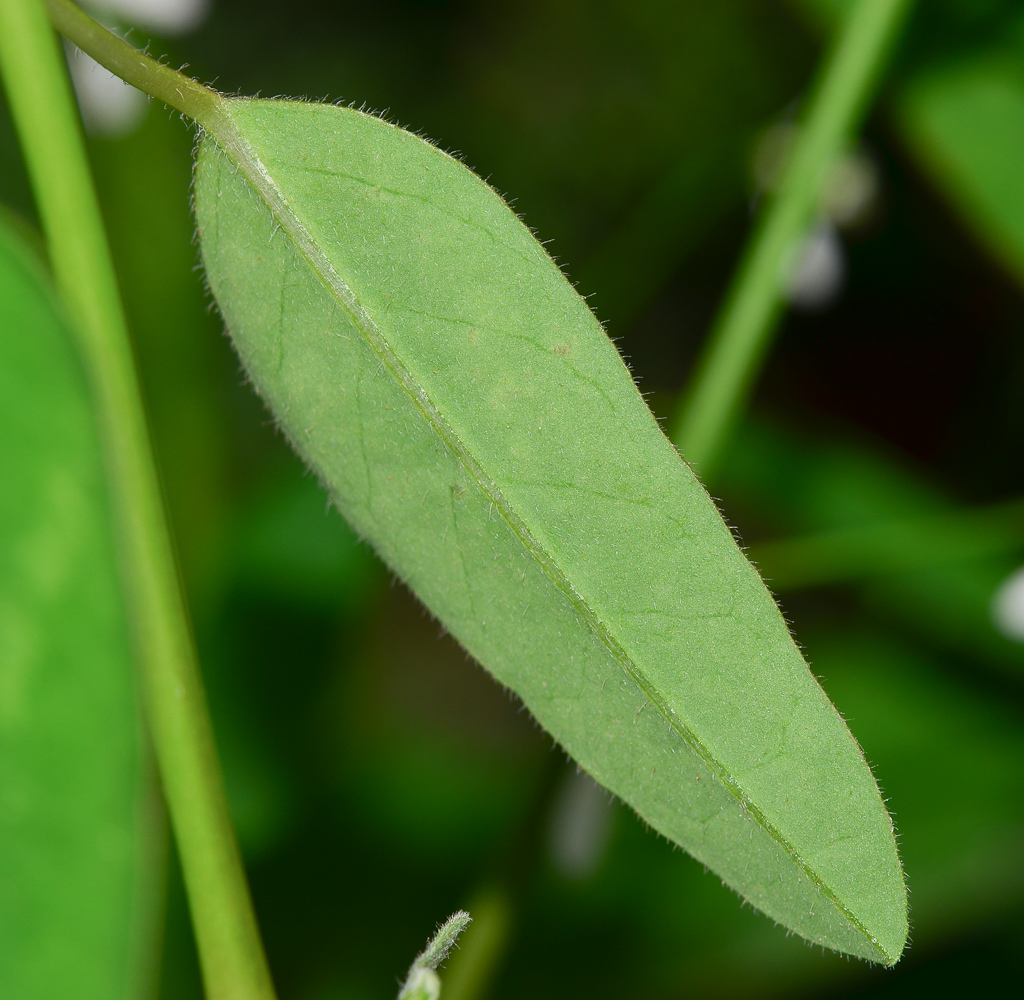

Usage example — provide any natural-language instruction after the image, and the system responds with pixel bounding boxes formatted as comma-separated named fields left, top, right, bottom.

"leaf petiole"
left=44, top=0, right=225, bottom=127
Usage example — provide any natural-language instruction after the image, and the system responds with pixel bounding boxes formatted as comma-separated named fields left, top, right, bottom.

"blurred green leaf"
left=332, top=584, right=545, bottom=859
left=0, top=216, right=155, bottom=997
left=577, top=133, right=748, bottom=331
left=898, top=44, right=1024, bottom=285
left=721, top=419, right=1024, bottom=678
left=864, top=560, right=1024, bottom=679
left=234, top=470, right=381, bottom=613
left=720, top=418, right=951, bottom=536
left=193, top=99, right=906, bottom=960
left=797, top=0, right=1024, bottom=289
left=751, top=497, right=1024, bottom=590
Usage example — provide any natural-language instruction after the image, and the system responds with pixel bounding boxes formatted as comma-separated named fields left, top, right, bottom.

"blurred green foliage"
left=4, top=0, right=1024, bottom=996
left=0, top=217, right=155, bottom=1000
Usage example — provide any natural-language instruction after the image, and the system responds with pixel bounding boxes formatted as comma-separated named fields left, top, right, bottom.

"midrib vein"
left=207, top=107, right=886, bottom=961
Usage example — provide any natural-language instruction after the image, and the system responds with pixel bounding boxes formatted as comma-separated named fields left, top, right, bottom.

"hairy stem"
left=0, top=2, right=276, bottom=998
left=398, top=912, right=472, bottom=1000
left=671, top=0, right=915, bottom=479
left=45, top=0, right=225, bottom=126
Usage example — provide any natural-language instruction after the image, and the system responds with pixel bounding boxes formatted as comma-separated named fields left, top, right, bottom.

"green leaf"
left=898, top=49, right=1024, bottom=286
left=804, top=627, right=1024, bottom=942
left=0, top=216, right=153, bottom=998
left=193, top=99, right=906, bottom=962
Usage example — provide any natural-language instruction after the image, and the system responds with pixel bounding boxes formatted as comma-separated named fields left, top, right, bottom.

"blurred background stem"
left=672, top=0, right=915, bottom=481
left=441, top=754, right=567, bottom=1000
left=0, top=2, right=276, bottom=998
left=442, top=886, right=512, bottom=1000
left=753, top=497, right=1024, bottom=591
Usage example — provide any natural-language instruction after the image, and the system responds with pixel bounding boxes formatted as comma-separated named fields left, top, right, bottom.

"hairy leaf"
left=0, top=217, right=153, bottom=996
left=193, top=100, right=906, bottom=961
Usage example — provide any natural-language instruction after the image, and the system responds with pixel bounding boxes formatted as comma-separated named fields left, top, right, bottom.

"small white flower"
left=66, top=46, right=147, bottom=138
left=783, top=219, right=845, bottom=312
left=83, top=0, right=210, bottom=36
left=992, top=566, right=1024, bottom=642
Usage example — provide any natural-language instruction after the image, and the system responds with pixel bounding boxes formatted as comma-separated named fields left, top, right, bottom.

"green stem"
left=0, top=3, right=276, bottom=999
left=671, top=0, right=914, bottom=480
left=398, top=911, right=473, bottom=1000
left=752, top=498, right=1024, bottom=592
left=45, top=0, right=224, bottom=126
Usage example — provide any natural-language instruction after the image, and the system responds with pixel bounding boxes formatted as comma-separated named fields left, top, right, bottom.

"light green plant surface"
left=441, top=888, right=511, bottom=1000
left=598, top=610, right=1024, bottom=995
left=37, top=4, right=917, bottom=961
left=0, top=217, right=153, bottom=999
left=192, top=98, right=905, bottom=961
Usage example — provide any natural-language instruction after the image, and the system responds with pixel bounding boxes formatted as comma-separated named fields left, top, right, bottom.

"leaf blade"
left=194, top=99, right=906, bottom=961
left=0, top=216, right=154, bottom=998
